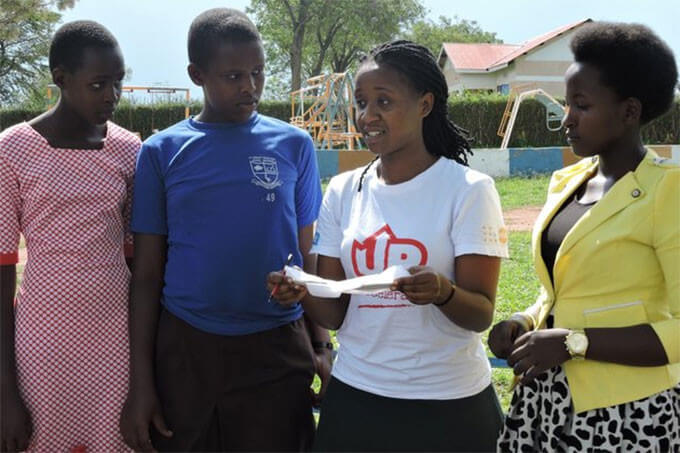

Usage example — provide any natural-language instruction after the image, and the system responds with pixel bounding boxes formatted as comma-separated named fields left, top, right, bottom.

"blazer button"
left=631, top=189, right=641, bottom=198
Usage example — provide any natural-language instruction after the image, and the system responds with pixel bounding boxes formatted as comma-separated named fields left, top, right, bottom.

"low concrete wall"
left=316, top=145, right=679, bottom=178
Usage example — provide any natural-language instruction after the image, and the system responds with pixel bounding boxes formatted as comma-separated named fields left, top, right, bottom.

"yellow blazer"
left=522, top=151, right=679, bottom=413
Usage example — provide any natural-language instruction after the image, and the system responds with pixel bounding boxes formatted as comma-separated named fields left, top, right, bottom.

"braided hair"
left=356, top=40, right=472, bottom=191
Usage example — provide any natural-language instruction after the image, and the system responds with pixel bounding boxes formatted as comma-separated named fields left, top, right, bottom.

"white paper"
left=283, top=265, right=411, bottom=298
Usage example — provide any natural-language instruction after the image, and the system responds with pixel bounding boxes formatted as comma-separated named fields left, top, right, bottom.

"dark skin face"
left=188, top=40, right=265, bottom=124
left=30, top=46, right=125, bottom=149
left=563, top=61, right=646, bottom=201
left=354, top=62, right=432, bottom=159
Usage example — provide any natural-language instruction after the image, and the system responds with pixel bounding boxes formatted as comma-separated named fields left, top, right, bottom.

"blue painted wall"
left=316, top=152, right=339, bottom=179
left=509, top=147, right=564, bottom=175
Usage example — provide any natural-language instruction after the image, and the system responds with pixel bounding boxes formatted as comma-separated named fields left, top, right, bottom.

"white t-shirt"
left=311, top=157, right=509, bottom=400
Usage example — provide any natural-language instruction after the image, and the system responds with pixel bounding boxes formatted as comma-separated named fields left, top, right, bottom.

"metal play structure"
left=497, top=87, right=565, bottom=149
left=47, top=84, right=192, bottom=130
left=290, top=73, right=363, bottom=150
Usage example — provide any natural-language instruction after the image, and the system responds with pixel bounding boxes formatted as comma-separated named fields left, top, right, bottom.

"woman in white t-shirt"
left=268, top=40, right=508, bottom=452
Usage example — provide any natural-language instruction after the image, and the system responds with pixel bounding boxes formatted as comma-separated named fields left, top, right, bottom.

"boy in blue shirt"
left=120, top=8, right=330, bottom=452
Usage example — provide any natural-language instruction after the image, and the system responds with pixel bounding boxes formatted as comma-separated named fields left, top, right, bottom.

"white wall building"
left=438, top=19, right=591, bottom=97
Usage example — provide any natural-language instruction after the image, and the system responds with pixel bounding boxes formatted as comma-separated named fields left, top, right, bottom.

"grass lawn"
left=494, top=174, right=550, bottom=210
left=323, top=173, right=551, bottom=210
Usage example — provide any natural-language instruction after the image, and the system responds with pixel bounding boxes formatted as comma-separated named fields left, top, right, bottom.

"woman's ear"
left=420, top=92, right=434, bottom=118
left=622, top=97, right=642, bottom=125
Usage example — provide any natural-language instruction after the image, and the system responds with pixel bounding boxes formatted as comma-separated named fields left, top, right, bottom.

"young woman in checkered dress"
left=0, top=21, right=139, bottom=452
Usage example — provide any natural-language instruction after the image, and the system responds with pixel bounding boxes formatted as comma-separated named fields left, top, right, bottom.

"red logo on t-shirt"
left=351, top=224, right=428, bottom=276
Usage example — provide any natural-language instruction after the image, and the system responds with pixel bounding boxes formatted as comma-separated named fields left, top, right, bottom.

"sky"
left=59, top=0, right=680, bottom=101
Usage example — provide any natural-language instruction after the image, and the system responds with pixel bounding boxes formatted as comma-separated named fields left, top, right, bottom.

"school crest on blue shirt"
left=249, top=156, right=282, bottom=190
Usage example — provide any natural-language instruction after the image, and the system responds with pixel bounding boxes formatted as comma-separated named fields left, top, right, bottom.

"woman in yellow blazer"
left=489, top=22, right=679, bottom=452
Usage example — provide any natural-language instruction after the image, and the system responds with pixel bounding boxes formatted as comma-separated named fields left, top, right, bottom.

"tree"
left=321, top=0, right=424, bottom=74
left=0, top=0, right=76, bottom=106
left=405, top=15, right=502, bottom=58
left=248, top=0, right=322, bottom=95
left=248, top=0, right=424, bottom=95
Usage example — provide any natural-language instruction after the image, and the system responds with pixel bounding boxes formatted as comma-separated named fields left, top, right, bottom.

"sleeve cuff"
left=455, top=243, right=509, bottom=259
left=309, top=244, right=341, bottom=258
left=652, top=319, right=680, bottom=364
left=0, top=252, right=19, bottom=265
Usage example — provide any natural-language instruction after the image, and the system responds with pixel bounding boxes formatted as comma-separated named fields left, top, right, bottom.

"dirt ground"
left=503, top=206, right=542, bottom=232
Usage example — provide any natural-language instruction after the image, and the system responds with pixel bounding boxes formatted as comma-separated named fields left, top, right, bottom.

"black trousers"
left=314, top=377, right=504, bottom=452
left=151, top=309, right=316, bottom=452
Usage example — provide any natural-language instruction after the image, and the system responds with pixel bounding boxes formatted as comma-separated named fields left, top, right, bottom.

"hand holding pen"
left=266, top=254, right=307, bottom=305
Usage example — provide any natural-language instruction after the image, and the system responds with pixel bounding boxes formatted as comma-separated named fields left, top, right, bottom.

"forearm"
left=436, top=284, right=494, bottom=332
left=585, top=324, right=669, bottom=366
left=127, top=234, right=167, bottom=390
left=1, top=265, right=17, bottom=389
left=303, top=312, right=331, bottom=343
left=301, top=294, right=349, bottom=330
left=128, top=277, right=164, bottom=388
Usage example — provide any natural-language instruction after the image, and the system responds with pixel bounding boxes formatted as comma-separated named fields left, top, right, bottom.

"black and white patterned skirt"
left=498, top=366, right=680, bottom=452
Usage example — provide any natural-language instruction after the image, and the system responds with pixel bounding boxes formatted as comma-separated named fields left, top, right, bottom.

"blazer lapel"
left=532, top=164, right=597, bottom=296
left=555, top=171, right=643, bottom=268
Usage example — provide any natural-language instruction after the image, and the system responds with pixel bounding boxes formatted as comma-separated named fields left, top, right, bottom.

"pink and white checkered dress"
left=0, top=122, right=139, bottom=452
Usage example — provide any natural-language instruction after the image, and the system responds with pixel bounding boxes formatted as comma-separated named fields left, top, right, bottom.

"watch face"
left=568, top=332, right=588, bottom=354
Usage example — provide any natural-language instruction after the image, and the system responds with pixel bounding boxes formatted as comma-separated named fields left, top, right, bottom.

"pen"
left=268, top=253, right=294, bottom=303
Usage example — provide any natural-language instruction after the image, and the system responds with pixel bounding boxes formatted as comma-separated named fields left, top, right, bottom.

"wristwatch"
left=564, top=330, right=588, bottom=360
left=312, top=341, right=334, bottom=351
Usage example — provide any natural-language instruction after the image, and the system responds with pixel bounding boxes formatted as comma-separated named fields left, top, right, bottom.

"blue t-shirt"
left=131, top=113, right=322, bottom=335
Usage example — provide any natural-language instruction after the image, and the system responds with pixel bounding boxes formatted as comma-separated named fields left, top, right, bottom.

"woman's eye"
left=91, top=82, right=103, bottom=89
left=356, top=100, right=366, bottom=108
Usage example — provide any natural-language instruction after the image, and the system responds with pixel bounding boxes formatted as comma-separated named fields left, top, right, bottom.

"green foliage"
left=249, top=0, right=424, bottom=95
left=404, top=15, right=502, bottom=58
left=3, top=97, right=678, bottom=145
left=0, top=0, right=76, bottom=106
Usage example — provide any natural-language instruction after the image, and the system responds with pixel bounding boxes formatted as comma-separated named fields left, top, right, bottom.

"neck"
left=195, top=105, right=253, bottom=124
left=49, top=100, right=103, bottom=139
left=377, top=144, right=437, bottom=185
left=597, top=133, right=646, bottom=180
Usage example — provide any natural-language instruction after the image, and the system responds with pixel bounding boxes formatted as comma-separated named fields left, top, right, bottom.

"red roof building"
left=438, top=19, right=591, bottom=96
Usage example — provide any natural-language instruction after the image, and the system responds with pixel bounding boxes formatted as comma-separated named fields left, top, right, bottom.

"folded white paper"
left=283, top=265, right=411, bottom=298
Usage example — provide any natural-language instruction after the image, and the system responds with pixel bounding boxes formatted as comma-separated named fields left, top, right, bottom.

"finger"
left=512, top=357, right=532, bottom=377
left=266, top=272, right=285, bottom=286
left=273, top=288, right=306, bottom=304
left=398, top=283, right=434, bottom=295
left=135, top=426, right=153, bottom=452
left=17, top=434, right=31, bottom=453
left=507, top=342, right=530, bottom=367
left=394, top=273, right=431, bottom=287
left=407, top=265, right=428, bottom=275
left=520, top=364, right=547, bottom=385
left=512, top=330, right=532, bottom=348
left=152, top=412, right=173, bottom=438
left=488, top=325, right=513, bottom=359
